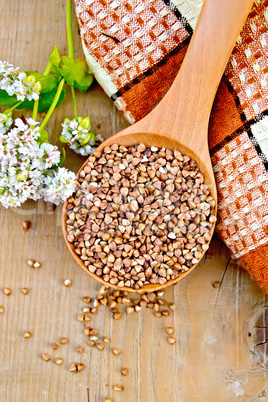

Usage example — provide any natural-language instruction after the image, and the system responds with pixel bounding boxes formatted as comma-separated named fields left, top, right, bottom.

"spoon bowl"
left=62, top=0, right=254, bottom=293
left=62, top=131, right=216, bottom=293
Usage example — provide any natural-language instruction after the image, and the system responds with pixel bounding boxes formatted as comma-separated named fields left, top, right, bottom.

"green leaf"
left=0, top=89, right=19, bottom=107
left=16, top=88, right=67, bottom=112
left=56, top=62, right=75, bottom=86
left=49, top=46, right=61, bottom=68
left=37, top=128, right=49, bottom=144
left=49, top=46, right=93, bottom=93
left=61, top=57, right=93, bottom=92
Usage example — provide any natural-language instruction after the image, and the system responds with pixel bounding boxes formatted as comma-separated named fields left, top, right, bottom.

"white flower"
left=0, top=117, right=76, bottom=208
left=60, top=116, right=102, bottom=156
left=0, top=60, right=41, bottom=101
left=14, top=117, right=29, bottom=132
left=42, top=168, right=76, bottom=205
left=0, top=112, right=12, bottom=134
left=39, top=142, right=60, bottom=168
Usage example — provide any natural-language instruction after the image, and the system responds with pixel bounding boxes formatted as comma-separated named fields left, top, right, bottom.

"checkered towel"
left=74, top=0, right=268, bottom=293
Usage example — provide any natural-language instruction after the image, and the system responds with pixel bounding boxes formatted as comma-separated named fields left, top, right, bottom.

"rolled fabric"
left=74, top=0, right=268, bottom=292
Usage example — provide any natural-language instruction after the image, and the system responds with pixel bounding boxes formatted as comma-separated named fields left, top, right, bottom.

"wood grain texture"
left=0, top=1, right=267, bottom=401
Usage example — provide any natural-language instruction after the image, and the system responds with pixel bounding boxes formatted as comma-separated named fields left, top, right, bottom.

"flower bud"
left=63, top=117, right=70, bottom=124
left=88, top=132, right=96, bottom=146
left=0, top=113, right=9, bottom=123
left=59, top=134, right=69, bottom=144
left=34, top=81, right=42, bottom=92
left=24, top=75, right=36, bottom=86
left=80, top=116, right=91, bottom=130
left=79, top=132, right=92, bottom=145
left=16, top=172, right=28, bottom=182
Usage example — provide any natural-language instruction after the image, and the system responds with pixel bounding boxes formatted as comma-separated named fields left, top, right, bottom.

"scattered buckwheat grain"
left=121, top=368, right=129, bottom=376
left=64, top=279, right=72, bottom=287
left=22, top=220, right=31, bottom=232
left=4, top=287, right=11, bottom=295
left=114, top=384, right=123, bottom=391
left=42, top=353, right=51, bottom=361
left=167, top=336, right=176, bottom=345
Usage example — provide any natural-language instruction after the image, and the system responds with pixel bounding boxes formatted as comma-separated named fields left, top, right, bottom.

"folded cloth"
left=74, top=0, right=268, bottom=293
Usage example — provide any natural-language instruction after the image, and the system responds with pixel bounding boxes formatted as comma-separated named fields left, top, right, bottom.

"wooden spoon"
left=62, top=0, right=254, bottom=293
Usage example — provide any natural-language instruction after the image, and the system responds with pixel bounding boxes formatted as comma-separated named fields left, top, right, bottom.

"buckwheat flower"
left=60, top=116, right=102, bottom=156
left=0, top=112, right=12, bottom=134
left=0, top=60, right=41, bottom=101
left=14, top=116, right=29, bottom=132
left=0, top=117, right=76, bottom=208
left=39, top=142, right=60, bottom=169
left=23, top=75, right=42, bottom=101
left=42, top=168, right=76, bottom=205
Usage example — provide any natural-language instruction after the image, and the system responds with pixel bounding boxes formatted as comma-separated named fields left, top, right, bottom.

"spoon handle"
left=125, top=0, right=254, bottom=145
left=165, top=0, right=254, bottom=136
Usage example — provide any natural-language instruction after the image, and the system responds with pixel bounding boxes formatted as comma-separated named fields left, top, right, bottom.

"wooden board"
left=0, top=1, right=267, bottom=401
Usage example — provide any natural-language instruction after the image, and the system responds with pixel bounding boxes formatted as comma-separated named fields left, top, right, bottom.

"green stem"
left=39, top=78, right=65, bottom=130
left=66, top=0, right=78, bottom=121
left=32, top=61, right=53, bottom=121
left=5, top=101, right=23, bottom=114
left=32, top=99, right=39, bottom=122
left=43, top=61, right=53, bottom=77
left=66, top=0, right=74, bottom=59
left=71, top=85, right=78, bottom=121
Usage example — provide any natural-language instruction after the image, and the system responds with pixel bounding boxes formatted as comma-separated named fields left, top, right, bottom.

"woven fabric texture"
left=74, top=0, right=268, bottom=293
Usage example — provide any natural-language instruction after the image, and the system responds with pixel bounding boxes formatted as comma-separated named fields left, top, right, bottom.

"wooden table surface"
left=0, top=1, right=267, bottom=401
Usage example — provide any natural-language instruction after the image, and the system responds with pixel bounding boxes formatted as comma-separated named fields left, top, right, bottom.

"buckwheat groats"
left=65, top=144, right=216, bottom=290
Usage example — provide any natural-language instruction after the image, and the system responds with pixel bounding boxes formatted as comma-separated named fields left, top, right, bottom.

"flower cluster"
left=60, top=116, right=103, bottom=156
left=0, top=117, right=76, bottom=208
left=0, top=60, right=41, bottom=101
